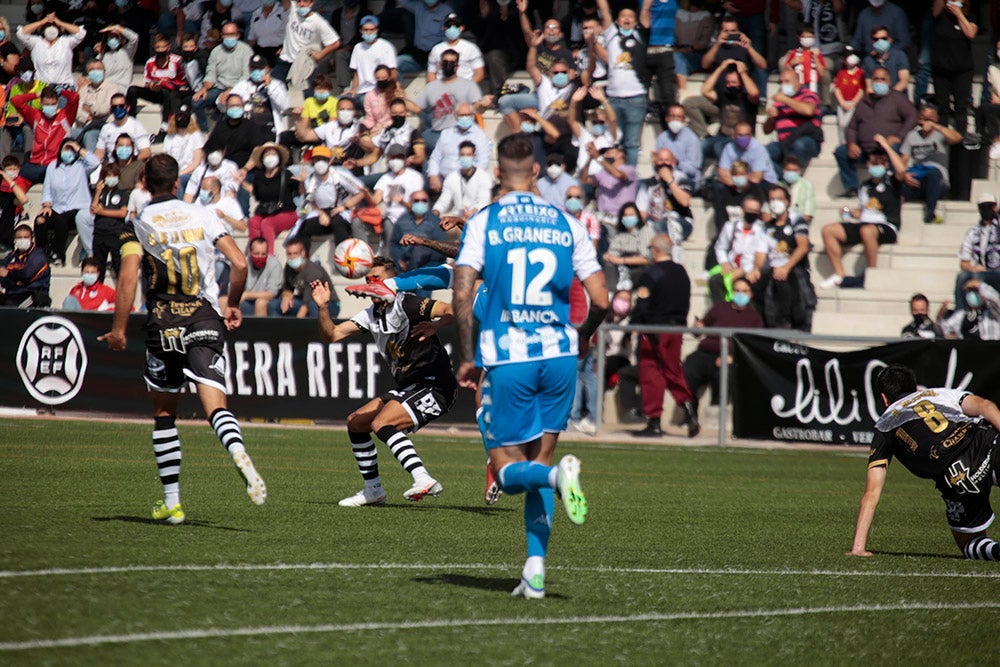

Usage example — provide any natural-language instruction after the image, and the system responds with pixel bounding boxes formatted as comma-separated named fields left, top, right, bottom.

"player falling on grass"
left=310, top=256, right=458, bottom=506
left=99, top=154, right=266, bottom=525
left=850, top=364, right=1000, bottom=560
left=347, top=236, right=506, bottom=506
left=452, top=133, right=609, bottom=598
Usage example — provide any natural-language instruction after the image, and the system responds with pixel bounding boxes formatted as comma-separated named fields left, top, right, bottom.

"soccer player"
left=99, top=154, right=266, bottom=525
left=849, top=364, right=1000, bottom=560
left=309, top=256, right=457, bottom=506
left=452, top=133, right=609, bottom=598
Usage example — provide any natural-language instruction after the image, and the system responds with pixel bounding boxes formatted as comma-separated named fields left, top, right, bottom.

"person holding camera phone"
left=700, top=14, right=767, bottom=96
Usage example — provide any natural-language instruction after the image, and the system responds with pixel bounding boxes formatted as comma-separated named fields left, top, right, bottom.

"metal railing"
left=594, top=324, right=907, bottom=447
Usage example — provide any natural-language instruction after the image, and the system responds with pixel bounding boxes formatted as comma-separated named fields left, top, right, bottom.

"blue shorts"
left=480, top=355, right=577, bottom=449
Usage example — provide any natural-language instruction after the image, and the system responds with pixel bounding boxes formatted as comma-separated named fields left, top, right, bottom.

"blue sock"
left=390, top=264, right=453, bottom=292
left=525, top=488, right=554, bottom=559
left=498, top=461, right=554, bottom=495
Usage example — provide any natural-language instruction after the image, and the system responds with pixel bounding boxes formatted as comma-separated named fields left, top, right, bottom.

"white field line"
left=2, top=562, right=1000, bottom=580
left=2, top=602, right=999, bottom=651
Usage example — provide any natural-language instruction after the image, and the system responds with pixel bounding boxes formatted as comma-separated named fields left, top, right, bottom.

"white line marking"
left=2, top=562, right=1000, bottom=579
left=2, top=602, right=998, bottom=651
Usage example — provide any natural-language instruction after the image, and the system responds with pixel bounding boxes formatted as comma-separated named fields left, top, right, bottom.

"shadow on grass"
left=870, top=549, right=965, bottom=560
left=294, top=500, right=516, bottom=515
left=413, top=573, right=569, bottom=599
left=91, top=516, right=251, bottom=532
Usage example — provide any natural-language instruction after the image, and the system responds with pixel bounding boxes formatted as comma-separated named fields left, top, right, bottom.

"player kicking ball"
left=100, top=154, right=266, bottom=525
left=850, top=364, right=1000, bottom=560
left=310, top=257, right=457, bottom=506
left=453, top=134, right=609, bottom=598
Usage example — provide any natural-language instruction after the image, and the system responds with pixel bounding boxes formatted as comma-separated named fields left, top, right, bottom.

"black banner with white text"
left=732, top=334, right=1000, bottom=444
left=0, top=310, right=477, bottom=422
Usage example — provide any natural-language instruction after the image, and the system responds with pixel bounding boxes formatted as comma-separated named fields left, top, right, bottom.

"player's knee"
left=346, top=411, right=371, bottom=433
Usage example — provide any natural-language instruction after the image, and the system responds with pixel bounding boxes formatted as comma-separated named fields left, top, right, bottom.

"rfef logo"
left=16, top=316, right=88, bottom=405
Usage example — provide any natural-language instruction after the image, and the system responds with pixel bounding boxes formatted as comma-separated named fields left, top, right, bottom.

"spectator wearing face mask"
left=369, top=147, right=424, bottom=254
left=390, top=190, right=449, bottom=272
left=0, top=224, right=50, bottom=308
left=74, top=60, right=121, bottom=153
left=852, top=0, right=910, bottom=54
left=243, top=142, right=299, bottom=256
left=12, top=85, right=80, bottom=185
left=88, top=163, right=129, bottom=282
left=758, top=184, right=815, bottom=330
left=580, top=144, right=638, bottom=228
left=96, top=25, right=140, bottom=93
left=861, top=25, right=910, bottom=93
left=426, top=102, right=492, bottom=193
left=568, top=86, right=620, bottom=180
left=184, top=148, right=240, bottom=203
left=683, top=58, right=759, bottom=159
left=62, top=258, right=117, bottom=311
left=954, top=194, right=1000, bottom=310
left=537, top=153, right=579, bottom=209
left=360, top=65, right=404, bottom=135
left=655, top=104, right=702, bottom=193
left=939, top=280, right=1000, bottom=341
left=198, top=0, right=244, bottom=51
left=413, top=49, right=490, bottom=153
left=355, top=98, right=426, bottom=188
left=563, top=184, right=601, bottom=252
left=295, top=96, right=364, bottom=165
left=34, top=139, right=100, bottom=267
left=604, top=202, right=653, bottom=292
left=163, top=105, right=205, bottom=195
left=708, top=194, right=768, bottom=305
left=127, top=34, right=194, bottom=144
left=206, top=92, right=271, bottom=174
left=347, top=16, right=398, bottom=99
left=712, top=120, right=777, bottom=228
left=270, top=236, right=338, bottom=318
left=219, top=54, right=289, bottom=140
left=898, top=103, right=962, bottom=225
left=0, top=157, right=29, bottom=252
left=247, top=0, right=288, bottom=67
left=637, top=149, right=694, bottom=264
left=192, top=22, right=253, bottom=128
left=17, top=13, right=86, bottom=87
left=500, top=30, right=576, bottom=134
left=763, top=68, right=822, bottom=174
left=394, top=0, right=454, bottom=75
left=93, top=93, right=153, bottom=163
left=833, top=48, right=865, bottom=145
left=780, top=155, right=814, bottom=225
left=240, top=236, right=284, bottom=316
left=427, top=14, right=484, bottom=84
left=431, top=141, right=493, bottom=220
left=287, top=145, right=370, bottom=252
left=272, top=0, right=341, bottom=83
left=781, top=23, right=830, bottom=110
left=901, top=293, right=943, bottom=339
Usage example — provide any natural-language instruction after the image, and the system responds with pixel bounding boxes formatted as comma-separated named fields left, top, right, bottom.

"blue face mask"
left=111, top=105, right=128, bottom=120
left=621, top=214, right=639, bottom=229
left=871, top=81, right=890, bottom=96
left=458, top=155, right=475, bottom=170
left=966, top=291, right=983, bottom=308
left=423, top=0, right=437, bottom=6
left=88, top=70, right=104, bottom=84
left=115, top=145, right=133, bottom=161
left=82, top=273, right=99, bottom=286
left=520, top=122, right=537, bottom=134
left=780, top=83, right=796, bottom=97
left=619, top=27, right=634, bottom=37
left=0, top=31, right=7, bottom=42
left=873, top=38, right=890, bottom=54
left=362, top=32, right=377, bottom=43
left=732, top=175, right=749, bottom=188
left=296, top=5, right=311, bottom=17
left=551, top=72, right=569, bottom=88
left=456, top=115, right=474, bottom=130
left=411, top=201, right=429, bottom=216
left=591, top=123, right=606, bottom=136
left=199, top=189, right=213, bottom=203
left=227, top=106, right=244, bottom=120
left=60, top=150, right=77, bottom=164
left=223, top=37, right=238, bottom=49
left=782, top=170, right=800, bottom=184
left=115, top=0, right=129, bottom=6
left=868, top=164, right=887, bottom=179
left=287, top=256, right=304, bottom=270
left=732, top=292, right=751, bottom=307
left=106, top=38, right=121, bottom=50
left=565, top=197, right=583, bottom=213
left=313, top=91, right=330, bottom=102
left=445, top=26, right=461, bottom=41
left=42, top=104, right=58, bottom=118
left=249, top=69, right=265, bottom=82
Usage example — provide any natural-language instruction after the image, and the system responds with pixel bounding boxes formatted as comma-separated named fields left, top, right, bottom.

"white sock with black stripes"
left=376, top=426, right=430, bottom=482
left=153, top=415, right=181, bottom=508
left=209, top=408, right=246, bottom=457
left=963, top=535, right=1000, bottom=560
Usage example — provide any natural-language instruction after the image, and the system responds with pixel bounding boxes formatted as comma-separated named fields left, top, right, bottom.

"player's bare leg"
left=198, top=383, right=266, bottom=506
left=150, top=391, right=185, bottom=524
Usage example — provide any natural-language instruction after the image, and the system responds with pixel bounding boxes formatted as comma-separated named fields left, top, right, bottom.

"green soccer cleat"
left=233, top=451, right=267, bottom=506
left=511, top=574, right=545, bottom=599
left=152, top=500, right=185, bottom=525
left=557, top=454, right=587, bottom=525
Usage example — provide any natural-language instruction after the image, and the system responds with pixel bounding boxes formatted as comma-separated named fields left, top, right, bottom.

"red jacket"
left=66, top=280, right=117, bottom=311
left=12, top=89, right=79, bottom=166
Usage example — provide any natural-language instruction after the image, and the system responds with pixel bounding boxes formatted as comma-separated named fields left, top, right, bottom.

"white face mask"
left=262, top=153, right=280, bottom=169
left=846, top=54, right=860, bottom=67
left=388, top=158, right=405, bottom=173
left=546, top=164, right=563, bottom=180
left=5, top=169, right=18, bottom=180
left=207, top=151, right=223, bottom=167
left=313, top=160, right=330, bottom=176
left=14, top=238, right=31, bottom=252
left=43, top=26, right=59, bottom=41
left=667, top=120, right=685, bottom=134
left=799, top=37, right=814, bottom=49
left=769, top=199, right=787, bottom=216
left=338, top=110, right=355, bottom=126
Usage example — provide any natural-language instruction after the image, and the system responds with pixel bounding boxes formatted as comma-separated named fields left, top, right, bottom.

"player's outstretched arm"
left=99, top=252, right=141, bottom=350
left=311, top=280, right=361, bottom=343
left=961, top=394, right=1000, bottom=433
left=217, top=235, right=247, bottom=330
left=848, top=464, right=887, bottom=557
left=453, top=265, right=480, bottom=389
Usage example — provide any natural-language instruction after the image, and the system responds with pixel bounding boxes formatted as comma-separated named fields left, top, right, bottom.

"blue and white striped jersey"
left=456, top=191, right=602, bottom=367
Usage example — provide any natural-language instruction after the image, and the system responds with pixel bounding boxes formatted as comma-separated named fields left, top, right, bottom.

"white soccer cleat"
left=557, top=454, right=587, bottom=525
left=511, top=576, right=545, bottom=599
left=403, top=477, right=443, bottom=501
left=338, top=484, right=387, bottom=507
left=233, top=451, right=267, bottom=506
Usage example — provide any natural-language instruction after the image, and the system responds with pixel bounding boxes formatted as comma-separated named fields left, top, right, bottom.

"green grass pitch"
left=2, top=417, right=999, bottom=664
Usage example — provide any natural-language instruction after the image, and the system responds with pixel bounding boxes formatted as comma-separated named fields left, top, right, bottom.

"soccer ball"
left=333, top=239, right=374, bottom=279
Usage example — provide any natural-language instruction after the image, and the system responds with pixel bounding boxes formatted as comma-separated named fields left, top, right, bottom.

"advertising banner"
left=732, top=334, right=1000, bottom=444
left=0, top=310, right=477, bottom=422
